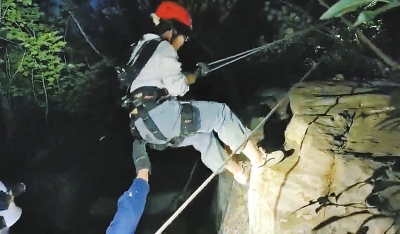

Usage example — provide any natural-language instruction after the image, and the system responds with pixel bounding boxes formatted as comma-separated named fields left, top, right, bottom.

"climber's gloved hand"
left=132, top=139, right=151, bottom=173
left=195, top=62, right=211, bottom=77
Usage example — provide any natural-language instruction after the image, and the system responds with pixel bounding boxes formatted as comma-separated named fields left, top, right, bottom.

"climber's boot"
left=251, top=149, right=285, bottom=175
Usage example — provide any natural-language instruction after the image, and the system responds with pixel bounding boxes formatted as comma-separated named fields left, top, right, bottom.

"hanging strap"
left=180, top=102, right=197, bottom=137
left=132, top=98, right=170, bottom=142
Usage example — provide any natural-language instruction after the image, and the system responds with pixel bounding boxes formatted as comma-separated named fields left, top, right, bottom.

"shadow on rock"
left=375, top=89, right=400, bottom=133
left=292, top=159, right=400, bottom=233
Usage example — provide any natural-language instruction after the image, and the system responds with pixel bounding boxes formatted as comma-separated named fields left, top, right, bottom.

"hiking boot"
left=233, top=162, right=250, bottom=185
left=251, top=149, right=285, bottom=175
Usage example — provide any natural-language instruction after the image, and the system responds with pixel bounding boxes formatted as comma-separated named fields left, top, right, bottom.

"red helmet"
left=155, top=1, right=192, bottom=29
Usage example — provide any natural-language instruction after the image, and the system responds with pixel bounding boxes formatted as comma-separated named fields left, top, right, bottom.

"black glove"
left=132, top=139, right=151, bottom=173
left=195, top=62, right=211, bottom=77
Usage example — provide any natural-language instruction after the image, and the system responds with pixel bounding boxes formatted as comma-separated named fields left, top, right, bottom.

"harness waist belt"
left=129, top=87, right=171, bottom=142
left=129, top=86, right=198, bottom=149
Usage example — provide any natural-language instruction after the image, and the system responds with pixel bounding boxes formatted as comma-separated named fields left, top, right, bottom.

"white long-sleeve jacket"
left=128, top=33, right=189, bottom=97
left=0, top=181, right=22, bottom=233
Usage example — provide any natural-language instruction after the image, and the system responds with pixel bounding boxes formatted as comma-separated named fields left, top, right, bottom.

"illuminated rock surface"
left=219, top=80, right=400, bottom=234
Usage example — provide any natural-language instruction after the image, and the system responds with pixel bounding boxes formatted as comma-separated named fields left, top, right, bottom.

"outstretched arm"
left=106, top=171, right=150, bottom=234
left=160, top=45, right=210, bottom=95
left=184, top=63, right=211, bottom=85
left=106, top=140, right=151, bottom=234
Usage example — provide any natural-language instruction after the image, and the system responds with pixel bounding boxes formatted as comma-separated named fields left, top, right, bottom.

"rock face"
left=218, top=80, right=400, bottom=234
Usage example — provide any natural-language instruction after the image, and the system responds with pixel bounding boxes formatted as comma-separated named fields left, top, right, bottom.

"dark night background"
left=1, top=0, right=400, bottom=233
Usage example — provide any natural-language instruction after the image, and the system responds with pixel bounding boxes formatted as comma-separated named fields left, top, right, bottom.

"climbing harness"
left=117, top=37, right=199, bottom=148
left=120, top=22, right=329, bottom=151
left=128, top=87, right=199, bottom=150
left=118, top=21, right=330, bottom=233
left=154, top=57, right=326, bottom=234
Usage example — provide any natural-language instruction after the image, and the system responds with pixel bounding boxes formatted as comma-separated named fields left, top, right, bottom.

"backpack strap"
left=117, top=38, right=163, bottom=93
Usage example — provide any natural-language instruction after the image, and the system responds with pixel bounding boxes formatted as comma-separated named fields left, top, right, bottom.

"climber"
left=0, top=181, right=25, bottom=234
left=106, top=139, right=150, bottom=234
left=119, top=1, right=285, bottom=185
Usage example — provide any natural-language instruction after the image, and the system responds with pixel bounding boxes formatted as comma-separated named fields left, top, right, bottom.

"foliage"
left=262, top=2, right=317, bottom=54
left=320, top=0, right=400, bottom=26
left=0, top=0, right=93, bottom=112
left=259, top=2, right=371, bottom=65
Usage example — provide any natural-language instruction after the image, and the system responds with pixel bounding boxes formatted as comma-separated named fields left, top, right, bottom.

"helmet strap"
left=170, top=29, right=179, bottom=43
left=163, top=20, right=178, bottom=43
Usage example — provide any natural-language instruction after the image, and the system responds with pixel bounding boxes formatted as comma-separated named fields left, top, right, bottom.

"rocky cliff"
left=218, top=80, right=400, bottom=234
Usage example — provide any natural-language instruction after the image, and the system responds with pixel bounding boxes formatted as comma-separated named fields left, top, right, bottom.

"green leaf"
left=354, top=1, right=400, bottom=26
left=354, top=10, right=377, bottom=26
left=38, top=51, right=46, bottom=58
left=52, top=47, right=62, bottom=52
left=23, top=71, right=29, bottom=76
left=6, top=33, right=14, bottom=40
left=22, top=0, right=33, bottom=6
left=319, top=0, right=390, bottom=20
left=55, top=41, right=67, bottom=47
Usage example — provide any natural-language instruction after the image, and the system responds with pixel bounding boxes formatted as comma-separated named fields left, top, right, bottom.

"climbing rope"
left=154, top=57, right=326, bottom=234
left=205, top=21, right=329, bottom=74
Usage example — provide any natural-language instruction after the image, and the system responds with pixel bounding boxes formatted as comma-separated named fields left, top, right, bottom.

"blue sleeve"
left=106, top=178, right=150, bottom=234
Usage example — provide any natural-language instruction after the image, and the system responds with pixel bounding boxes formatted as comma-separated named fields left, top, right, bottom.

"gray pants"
left=134, top=100, right=251, bottom=172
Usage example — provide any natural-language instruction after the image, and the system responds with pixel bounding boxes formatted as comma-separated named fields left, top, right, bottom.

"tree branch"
left=318, top=0, right=400, bottom=71
left=342, top=17, right=400, bottom=70
left=30, top=69, right=37, bottom=101
left=11, top=51, right=26, bottom=82
left=67, top=10, right=106, bottom=58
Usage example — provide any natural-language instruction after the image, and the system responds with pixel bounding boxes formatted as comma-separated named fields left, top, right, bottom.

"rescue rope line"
left=154, top=57, right=326, bottom=234
left=207, top=21, right=329, bottom=73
